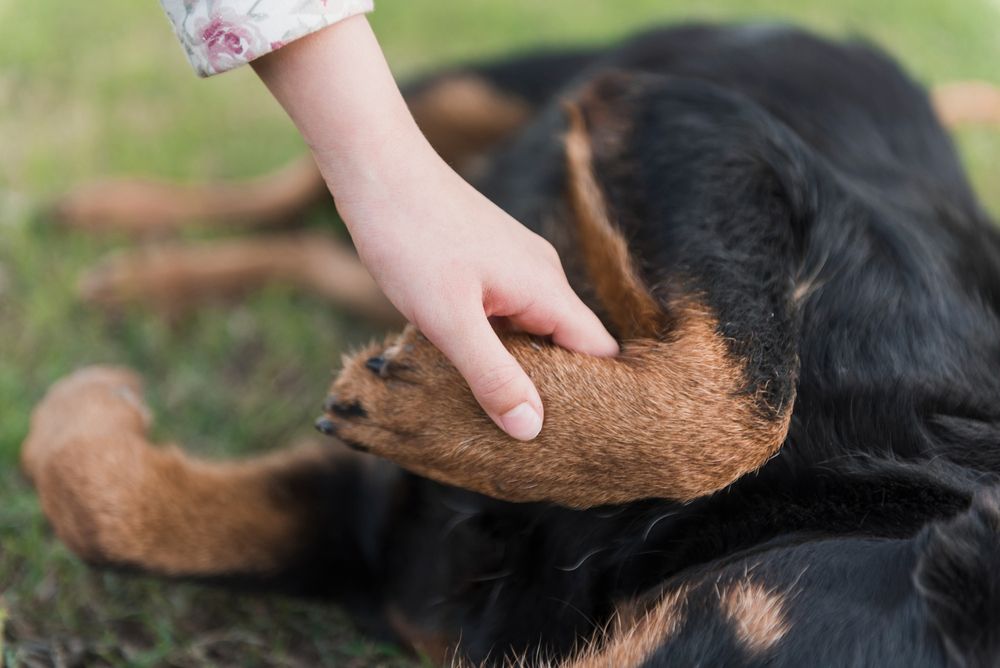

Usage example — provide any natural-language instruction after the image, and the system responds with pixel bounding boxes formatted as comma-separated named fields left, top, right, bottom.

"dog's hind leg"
left=18, top=365, right=561, bottom=663
left=932, top=81, right=1000, bottom=128
left=19, top=366, right=405, bottom=612
left=52, top=50, right=598, bottom=236
left=78, top=232, right=401, bottom=323
left=51, top=155, right=327, bottom=236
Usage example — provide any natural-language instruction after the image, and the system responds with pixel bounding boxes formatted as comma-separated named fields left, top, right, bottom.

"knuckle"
left=470, top=363, right=524, bottom=403
left=539, top=239, right=561, bottom=263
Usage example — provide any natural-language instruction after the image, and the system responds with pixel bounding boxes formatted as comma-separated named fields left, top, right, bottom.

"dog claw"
left=321, top=396, right=368, bottom=419
left=365, top=356, right=386, bottom=375
left=314, top=417, right=338, bottom=436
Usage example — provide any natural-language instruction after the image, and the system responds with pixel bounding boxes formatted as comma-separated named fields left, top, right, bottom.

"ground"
left=1, top=0, right=999, bottom=665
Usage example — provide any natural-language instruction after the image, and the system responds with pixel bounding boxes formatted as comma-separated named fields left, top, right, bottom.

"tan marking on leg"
left=320, top=75, right=791, bottom=507
left=719, top=580, right=790, bottom=655
left=563, top=100, right=665, bottom=338
left=322, top=307, right=791, bottom=507
left=408, top=75, right=533, bottom=173
left=52, top=155, right=325, bottom=235
left=932, top=81, right=1000, bottom=128
left=21, top=367, right=340, bottom=576
left=79, top=232, right=401, bottom=324
left=565, top=587, right=688, bottom=668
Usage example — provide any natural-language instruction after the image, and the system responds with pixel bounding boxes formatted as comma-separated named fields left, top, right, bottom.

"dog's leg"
left=52, top=52, right=594, bottom=236
left=78, top=232, right=401, bottom=323
left=932, top=81, right=1000, bottom=128
left=50, top=71, right=528, bottom=236
left=20, top=366, right=405, bottom=607
left=52, top=155, right=327, bottom=236
left=318, top=74, right=805, bottom=508
left=19, top=366, right=577, bottom=663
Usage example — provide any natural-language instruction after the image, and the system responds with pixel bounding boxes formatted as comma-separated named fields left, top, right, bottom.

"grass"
left=1, top=0, right=999, bottom=665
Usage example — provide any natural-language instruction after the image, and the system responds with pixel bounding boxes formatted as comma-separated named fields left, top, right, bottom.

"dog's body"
left=22, top=24, right=1000, bottom=666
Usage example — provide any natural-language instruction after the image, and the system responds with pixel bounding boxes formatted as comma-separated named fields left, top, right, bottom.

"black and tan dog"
left=22, top=24, right=1000, bottom=666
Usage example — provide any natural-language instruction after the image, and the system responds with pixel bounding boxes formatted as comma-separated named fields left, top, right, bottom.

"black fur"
left=135, top=25, right=1000, bottom=665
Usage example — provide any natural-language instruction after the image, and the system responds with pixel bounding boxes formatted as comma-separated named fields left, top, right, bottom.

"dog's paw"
left=316, top=326, right=532, bottom=496
left=77, top=251, right=164, bottom=311
left=22, top=366, right=150, bottom=473
left=21, top=366, right=155, bottom=561
left=77, top=249, right=204, bottom=319
left=315, top=325, right=611, bottom=504
left=317, top=327, right=475, bottom=449
left=49, top=179, right=189, bottom=234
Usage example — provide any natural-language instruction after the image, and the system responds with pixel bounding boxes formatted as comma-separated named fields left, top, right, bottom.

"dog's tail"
left=915, top=485, right=1000, bottom=667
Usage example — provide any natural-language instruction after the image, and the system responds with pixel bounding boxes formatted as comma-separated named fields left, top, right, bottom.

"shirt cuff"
left=160, top=0, right=375, bottom=77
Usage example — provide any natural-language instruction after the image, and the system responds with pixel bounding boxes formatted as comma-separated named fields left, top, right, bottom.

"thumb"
left=511, top=282, right=619, bottom=357
left=422, top=309, right=544, bottom=441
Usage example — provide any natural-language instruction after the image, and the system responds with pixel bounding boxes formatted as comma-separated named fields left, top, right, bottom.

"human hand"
left=252, top=15, right=617, bottom=440
left=335, top=152, right=619, bottom=440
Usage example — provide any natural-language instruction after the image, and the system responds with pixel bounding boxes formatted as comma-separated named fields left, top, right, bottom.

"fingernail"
left=500, top=402, right=543, bottom=441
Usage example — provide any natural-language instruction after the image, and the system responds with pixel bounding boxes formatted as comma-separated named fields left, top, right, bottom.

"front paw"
left=315, top=326, right=565, bottom=502
left=316, top=328, right=498, bottom=479
left=316, top=327, right=464, bottom=450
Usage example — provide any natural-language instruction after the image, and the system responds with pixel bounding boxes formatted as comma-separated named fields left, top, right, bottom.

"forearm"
left=251, top=16, right=438, bottom=213
left=250, top=14, right=616, bottom=440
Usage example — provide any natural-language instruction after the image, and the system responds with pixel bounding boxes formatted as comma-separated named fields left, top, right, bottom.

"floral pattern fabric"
left=160, top=0, right=374, bottom=77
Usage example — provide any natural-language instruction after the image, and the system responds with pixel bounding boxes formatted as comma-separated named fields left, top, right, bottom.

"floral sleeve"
left=159, top=0, right=374, bottom=77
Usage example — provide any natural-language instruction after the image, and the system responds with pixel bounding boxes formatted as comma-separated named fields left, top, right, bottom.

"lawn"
left=1, top=0, right=999, bottom=665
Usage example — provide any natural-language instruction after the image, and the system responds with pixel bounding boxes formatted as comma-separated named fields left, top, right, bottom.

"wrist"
left=253, top=14, right=441, bottom=209
left=314, top=113, right=442, bottom=206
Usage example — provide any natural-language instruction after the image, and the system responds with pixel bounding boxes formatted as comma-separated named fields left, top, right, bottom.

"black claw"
left=332, top=401, right=367, bottom=418
left=341, top=439, right=371, bottom=454
left=314, top=416, right=338, bottom=436
left=365, top=356, right=386, bottom=375
left=322, top=396, right=368, bottom=419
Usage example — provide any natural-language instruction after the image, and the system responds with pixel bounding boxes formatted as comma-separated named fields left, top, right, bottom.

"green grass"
left=1, top=0, right=999, bottom=664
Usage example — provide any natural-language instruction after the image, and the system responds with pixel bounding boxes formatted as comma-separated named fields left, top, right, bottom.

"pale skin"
left=251, top=15, right=618, bottom=440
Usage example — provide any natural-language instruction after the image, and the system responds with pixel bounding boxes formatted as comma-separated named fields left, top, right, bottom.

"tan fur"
left=53, top=155, right=325, bottom=235
left=932, top=81, right=1000, bottom=128
left=563, top=100, right=665, bottom=338
left=446, top=588, right=688, bottom=668
left=719, top=580, right=790, bottom=654
left=409, top=75, right=533, bottom=173
left=564, top=587, right=688, bottom=668
left=321, top=84, right=791, bottom=507
left=325, top=302, right=790, bottom=508
left=78, top=232, right=401, bottom=323
left=21, top=367, right=336, bottom=576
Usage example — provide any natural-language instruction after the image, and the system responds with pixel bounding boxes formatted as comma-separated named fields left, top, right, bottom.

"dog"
left=21, top=24, right=1000, bottom=666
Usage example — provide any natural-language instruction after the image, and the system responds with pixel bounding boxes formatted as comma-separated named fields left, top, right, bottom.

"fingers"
left=506, top=282, right=619, bottom=357
left=421, top=310, right=544, bottom=441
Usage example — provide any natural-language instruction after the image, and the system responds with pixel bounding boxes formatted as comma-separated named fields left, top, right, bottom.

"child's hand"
left=253, top=15, right=617, bottom=440
left=336, top=152, right=618, bottom=441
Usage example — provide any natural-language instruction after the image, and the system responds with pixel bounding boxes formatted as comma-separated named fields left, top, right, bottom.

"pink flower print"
left=195, top=11, right=267, bottom=73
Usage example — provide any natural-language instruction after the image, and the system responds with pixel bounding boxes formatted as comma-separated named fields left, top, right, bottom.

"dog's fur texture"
left=21, top=24, right=1000, bottom=666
